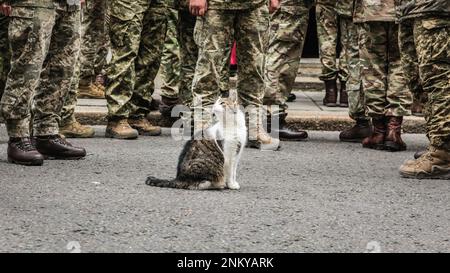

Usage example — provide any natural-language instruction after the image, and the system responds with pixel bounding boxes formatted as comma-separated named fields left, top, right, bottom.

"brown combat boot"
left=362, top=116, right=386, bottom=150
left=323, top=80, right=338, bottom=107
left=128, top=117, right=162, bottom=136
left=384, top=116, right=407, bottom=152
left=339, top=119, right=372, bottom=143
left=35, top=135, right=86, bottom=160
left=78, top=82, right=105, bottom=99
left=7, top=137, right=44, bottom=166
left=105, top=118, right=139, bottom=139
left=339, top=82, right=348, bottom=108
left=247, top=109, right=281, bottom=151
left=400, top=146, right=450, bottom=179
left=59, top=121, right=95, bottom=138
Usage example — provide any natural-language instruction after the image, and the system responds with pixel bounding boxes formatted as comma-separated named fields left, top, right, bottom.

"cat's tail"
left=145, top=176, right=218, bottom=190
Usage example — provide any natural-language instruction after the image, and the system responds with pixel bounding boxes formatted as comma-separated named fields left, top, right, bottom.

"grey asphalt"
left=0, top=125, right=449, bottom=253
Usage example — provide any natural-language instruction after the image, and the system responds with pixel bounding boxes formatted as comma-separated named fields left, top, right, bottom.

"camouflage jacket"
left=282, top=0, right=315, bottom=8
left=400, top=0, right=450, bottom=20
left=353, top=0, right=399, bottom=22
left=335, top=0, right=354, bottom=17
left=207, top=0, right=266, bottom=10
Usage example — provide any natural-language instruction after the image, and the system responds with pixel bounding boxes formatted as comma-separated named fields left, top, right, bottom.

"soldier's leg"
left=399, top=19, right=426, bottom=117
left=316, top=2, right=339, bottom=81
left=160, top=7, right=180, bottom=103
left=191, top=10, right=234, bottom=127
left=33, top=8, right=82, bottom=137
left=105, top=0, right=147, bottom=121
left=400, top=17, right=450, bottom=179
left=359, top=22, right=389, bottom=150
left=263, top=3, right=309, bottom=141
left=0, top=14, right=10, bottom=100
left=0, top=7, right=55, bottom=138
left=337, top=15, right=349, bottom=107
left=339, top=18, right=372, bottom=142
left=129, top=4, right=167, bottom=119
left=178, top=9, right=197, bottom=107
left=385, top=23, right=412, bottom=118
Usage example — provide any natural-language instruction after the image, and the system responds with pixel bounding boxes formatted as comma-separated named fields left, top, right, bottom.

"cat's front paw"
left=227, top=182, right=240, bottom=190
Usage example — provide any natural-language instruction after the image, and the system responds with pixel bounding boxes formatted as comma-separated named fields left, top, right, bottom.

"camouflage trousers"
left=403, top=17, right=450, bottom=150
left=106, top=0, right=167, bottom=120
left=160, top=7, right=180, bottom=100
left=316, top=2, right=348, bottom=82
left=79, top=0, right=109, bottom=84
left=0, top=14, right=10, bottom=101
left=399, top=19, right=428, bottom=108
left=60, top=54, right=82, bottom=126
left=340, top=16, right=367, bottom=121
left=264, top=3, right=310, bottom=114
left=178, top=9, right=197, bottom=106
left=358, top=22, right=412, bottom=118
left=192, top=5, right=269, bottom=119
left=0, top=7, right=81, bottom=138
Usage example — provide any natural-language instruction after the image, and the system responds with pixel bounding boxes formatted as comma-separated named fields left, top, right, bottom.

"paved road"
left=0, top=125, right=449, bottom=253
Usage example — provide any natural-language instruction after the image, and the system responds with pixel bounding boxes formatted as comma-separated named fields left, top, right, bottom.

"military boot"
left=269, top=112, right=308, bottom=141
left=128, top=117, right=162, bottom=136
left=339, top=119, right=372, bottom=143
left=78, top=82, right=105, bottom=99
left=105, top=118, right=139, bottom=139
left=7, top=137, right=44, bottom=166
left=59, top=121, right=95, bottom=138
left=247, top=109, right=281, bottom=151
left=35, top=135, right=86, bottom=160
left=339, top=82, right=348, bottom=108
left=362, top=116, right=386, bottom=150
left=414, top=149, right=427, bottom=159
left=323, top=80, right=338, bottom=107
left=159, top=96, right=180, bottom=118
left=400, top=146, right=450, bottom=179
left=384, top=116, right=407, bottom=152
left=287, top=93, right=297, bottom=102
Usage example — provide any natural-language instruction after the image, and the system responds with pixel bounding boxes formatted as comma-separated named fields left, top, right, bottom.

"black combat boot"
left=267, top=112, right=308, bottom=141
left=7, top=137, right=44, bottom=166
left=339, top=82, right=348, bottom=107
left=287, top=93, right=297, bottom=102
left=339, top=119, right=372, bottom=143
left=35, top=135, right=86, bottom=160
left=323, top=80, right=338, bottom=107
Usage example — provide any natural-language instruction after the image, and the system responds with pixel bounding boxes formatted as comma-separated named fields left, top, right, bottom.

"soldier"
left=354, top=0, right=412, bottom=152
left=77, top=0, right=108, bottom=99
left=0, top=0, right=87, bottom=166
left=336, top=0, right=372, bottom=142
left=398, top=0, right=450, bottom=179
left=105, top=0, right=166, bottom=139
left=159, top=1, right=181, bottom=117
left=0, top=11, right=9, bottom=99
left=189, top=0, right=280, bottom=150
left=316, top=0, right=348, bottom=107
left=263, top=0, right=313, bottom=141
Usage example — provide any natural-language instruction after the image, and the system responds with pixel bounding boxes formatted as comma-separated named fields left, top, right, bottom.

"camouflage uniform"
left=160, top=2, right=180, bottom=102
left=60, top=54, right=82, bottom=126
left=177, top=1, right=197, bottom=106
left=79, top=0, right=108, bottom=84
left=354, top=0, right=412, bottom=118
left=264, top=0, right=312, bottom=114
left=192, top=0, right=269, bottom=121
left=399, top=1, right=450, bottom=150
left=335, top=0, right=367, bottom=121
left=106, top=0, right=167, bottom=120
left=316, top=0, right=348, bottom=82
left=0, top=14, right=9, bottom=100
left=0, top=0, right=81, bottom=138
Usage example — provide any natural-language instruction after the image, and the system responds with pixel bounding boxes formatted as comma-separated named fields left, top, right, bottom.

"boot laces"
left=16, top=138, right=36, bottom=152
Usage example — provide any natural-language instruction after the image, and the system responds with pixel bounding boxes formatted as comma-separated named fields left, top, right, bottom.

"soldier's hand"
left=0, top=4, right=12, bottom=16
left=269, top=0, right=280, bottom=14
left=190, top=0, right=208, bottom=16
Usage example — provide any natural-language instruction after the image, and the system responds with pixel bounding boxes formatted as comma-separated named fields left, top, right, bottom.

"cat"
left=146, top=92, right=247, bottom=190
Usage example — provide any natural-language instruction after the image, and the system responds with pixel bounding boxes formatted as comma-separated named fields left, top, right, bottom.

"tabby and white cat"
left=146, top=92, right=247, bottom=190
